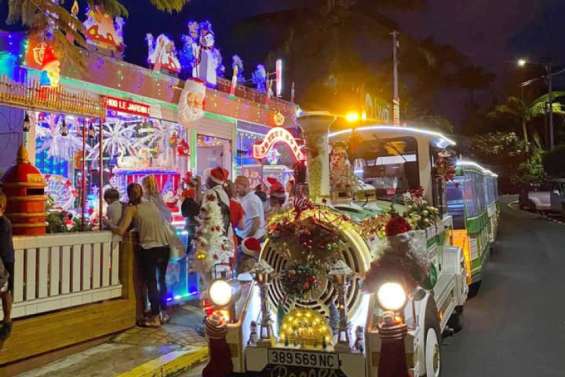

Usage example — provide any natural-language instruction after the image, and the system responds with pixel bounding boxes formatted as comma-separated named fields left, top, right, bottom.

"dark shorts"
left=5, top=262, right=13, bottom=293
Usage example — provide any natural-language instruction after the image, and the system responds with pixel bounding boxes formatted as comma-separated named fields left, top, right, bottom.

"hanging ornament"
left=71, top=0, right=79, bottom=17
left=60, top=119, right=69, bottom=136
left=87, top=124, right=96, bottom=139
left=23, top=113, right=30, bottom=132
left=177, top=138, right=190, bottom=157
left=169, top=132, right=179, bottom=147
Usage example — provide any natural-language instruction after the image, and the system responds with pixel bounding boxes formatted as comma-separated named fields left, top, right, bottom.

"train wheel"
left=424, top=297, right=442, bottom=377
left=468, top=281, right=482, bottom=298
left=446, top=307, right=464, bottom=333
left=424, top=327, right=442, bottom=377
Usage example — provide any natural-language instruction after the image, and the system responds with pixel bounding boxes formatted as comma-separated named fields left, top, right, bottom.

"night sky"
left=2, top=0, right=565, bottom=112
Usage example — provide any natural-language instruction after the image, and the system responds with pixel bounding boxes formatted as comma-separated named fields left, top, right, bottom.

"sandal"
left=160, top=312, right=171, bottom=324
left=141, top=316, right=161, bottom=328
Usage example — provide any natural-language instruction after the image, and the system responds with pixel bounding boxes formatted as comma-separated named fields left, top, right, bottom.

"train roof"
left=456, top=160, right=498, bottom=177
left=328, top=124, right=456, bottom=149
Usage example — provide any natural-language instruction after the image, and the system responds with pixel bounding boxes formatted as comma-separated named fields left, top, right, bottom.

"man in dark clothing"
left=0, top=192, right=14, bottom=343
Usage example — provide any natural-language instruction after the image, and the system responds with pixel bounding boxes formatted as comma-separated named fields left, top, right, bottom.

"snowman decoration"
left=192, top=21, right=222, bottom=86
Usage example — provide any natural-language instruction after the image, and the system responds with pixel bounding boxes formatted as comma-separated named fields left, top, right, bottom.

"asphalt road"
left=184, top=201, right=565, bottom=377
left=442, top=202, right=565, bottom=376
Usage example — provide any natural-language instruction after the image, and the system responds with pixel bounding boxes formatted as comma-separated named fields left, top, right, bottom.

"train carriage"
left=202, top=113, right=497, bottom=377
left=447, top=161, right=499, bottom=292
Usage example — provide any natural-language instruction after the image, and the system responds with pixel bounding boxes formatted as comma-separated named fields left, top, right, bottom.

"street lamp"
left=517, top=58, right=528, bottom=68
left=517, top=57, right=565, bottom=150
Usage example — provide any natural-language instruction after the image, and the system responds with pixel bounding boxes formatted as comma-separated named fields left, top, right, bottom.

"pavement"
left=21, top=197, right=565, bottom=377
left=443, top=197, right=565, bottom=376
left=18, top=303, right=208, bottom=377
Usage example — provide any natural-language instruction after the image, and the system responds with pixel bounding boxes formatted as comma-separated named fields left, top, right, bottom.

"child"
left=103, top=188, right=122, bottom=229
left=0, top=192, right=14, bottom=343
left=103, top=188, right=123, bottom=241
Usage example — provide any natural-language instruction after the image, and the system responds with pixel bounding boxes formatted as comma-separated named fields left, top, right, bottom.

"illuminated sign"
left=103, top=96, right=150, bottom=116
left=253, top=127, right=304, bottom=161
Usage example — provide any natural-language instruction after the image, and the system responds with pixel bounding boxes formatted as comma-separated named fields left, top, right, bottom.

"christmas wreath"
left=281, top=262, right=321, bottom=299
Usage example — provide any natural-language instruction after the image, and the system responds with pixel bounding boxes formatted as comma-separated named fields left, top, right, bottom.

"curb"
left=117, top=346, right=209, bottom=377
left=507, top=200, right=565, bottom=225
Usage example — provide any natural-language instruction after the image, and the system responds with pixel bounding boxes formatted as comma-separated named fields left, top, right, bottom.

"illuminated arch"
left=253, top=127, right=305, bottom=161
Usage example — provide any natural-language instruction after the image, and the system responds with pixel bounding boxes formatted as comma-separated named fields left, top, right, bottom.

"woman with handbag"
left=113, top=183, right=177, bottom=327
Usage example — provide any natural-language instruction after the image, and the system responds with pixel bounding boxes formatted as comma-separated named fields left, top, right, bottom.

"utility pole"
left=545, top=63, right=554, bottom=150
left=392, top=30, right=400, bottom=125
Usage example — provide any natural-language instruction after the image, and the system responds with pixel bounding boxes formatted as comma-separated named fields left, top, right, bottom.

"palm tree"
left=488, top=92, right=565, bottom=151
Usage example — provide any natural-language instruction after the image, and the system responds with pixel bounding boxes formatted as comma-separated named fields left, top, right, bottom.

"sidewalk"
left=18, top=303, right=208, bottom=377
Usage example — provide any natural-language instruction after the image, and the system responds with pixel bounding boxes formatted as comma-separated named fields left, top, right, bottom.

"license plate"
left=268, top=349, right=339, bottom=369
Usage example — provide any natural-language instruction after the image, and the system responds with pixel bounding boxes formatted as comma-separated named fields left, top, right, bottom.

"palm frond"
left=89, top=0, right=129, bottom=17
left=148, top=0, right=189, bottom=13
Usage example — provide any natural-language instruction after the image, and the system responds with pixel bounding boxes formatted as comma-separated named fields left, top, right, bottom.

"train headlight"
left=377, top=282, right=407, bottom=311
left=209, top=280, right=232, bottom=307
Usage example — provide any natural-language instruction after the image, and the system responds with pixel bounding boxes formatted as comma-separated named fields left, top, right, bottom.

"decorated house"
left=0, top=10, right=300, bottom=368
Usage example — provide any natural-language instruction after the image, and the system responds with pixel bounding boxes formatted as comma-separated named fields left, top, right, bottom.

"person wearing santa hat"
left=203, top=166, right=232, bottom=232
left=238, top=237, right=261, bottom=274
left=266, top=177, right=287, bottom=217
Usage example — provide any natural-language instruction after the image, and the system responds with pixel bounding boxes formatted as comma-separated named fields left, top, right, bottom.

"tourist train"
left=204, top=112, right=499, bottom=377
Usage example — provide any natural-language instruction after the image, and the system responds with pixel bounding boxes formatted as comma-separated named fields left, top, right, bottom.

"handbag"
left=0, top=258, right=9, bottom=293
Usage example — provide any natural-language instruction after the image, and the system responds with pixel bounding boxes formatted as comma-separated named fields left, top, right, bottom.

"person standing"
left=142, top=175, right=172, bottom=223
left=235, top=176, right=265, bottom=241
left=266, top=177, right=287, bottom=217
left=113, top=183, right=172, bottom=327
left=181, top=173, right=201, bottom=256
left=0, top=192, right=14, bottom=343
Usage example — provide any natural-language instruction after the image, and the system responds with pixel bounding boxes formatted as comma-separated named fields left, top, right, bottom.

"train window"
left=447, top=178, right=466, bottom=229
left=352, top=136, right=419, bottom=201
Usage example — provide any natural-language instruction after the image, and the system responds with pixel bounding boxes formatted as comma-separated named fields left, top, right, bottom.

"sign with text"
left=103, top=96, right=150, bottom=116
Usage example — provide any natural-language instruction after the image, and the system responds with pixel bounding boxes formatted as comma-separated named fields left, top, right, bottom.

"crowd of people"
left=105, top=166, right=289, bottom=328
left=0, top=167, right=290, bottom=335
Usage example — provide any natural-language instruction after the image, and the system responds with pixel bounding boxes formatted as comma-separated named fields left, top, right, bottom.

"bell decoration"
left=60, top=118, right=69, bottom=136
left=87, top=124, right=96, bottom=139
left=23, top=113, right=31, bottom=132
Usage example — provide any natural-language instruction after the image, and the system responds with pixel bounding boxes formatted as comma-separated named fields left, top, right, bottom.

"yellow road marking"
left=117, top=346, right=209, bottom=377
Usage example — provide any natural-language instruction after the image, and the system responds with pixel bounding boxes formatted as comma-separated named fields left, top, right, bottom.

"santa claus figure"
left=146, top=34, right=181, bottom=75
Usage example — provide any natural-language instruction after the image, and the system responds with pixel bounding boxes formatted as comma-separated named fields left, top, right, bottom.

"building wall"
left=0, top=105, right=24, bottom=175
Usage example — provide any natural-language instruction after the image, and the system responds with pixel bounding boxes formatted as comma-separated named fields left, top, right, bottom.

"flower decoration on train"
left=402, top=188, right=440, bottom=230
left=435, top=150, right=456, bottom=182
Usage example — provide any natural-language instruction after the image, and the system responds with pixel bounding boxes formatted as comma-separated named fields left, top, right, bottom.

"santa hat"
left=209, top=166, right=229, bottom=184
left=242, top=237, right=261, bottom=258
left=266, top=177, right=286, bottom=199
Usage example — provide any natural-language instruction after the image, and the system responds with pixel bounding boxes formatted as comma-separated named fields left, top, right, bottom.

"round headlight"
left=377, top=282, right=407, bottom=311
left=209, top=280, right=232, bottom=307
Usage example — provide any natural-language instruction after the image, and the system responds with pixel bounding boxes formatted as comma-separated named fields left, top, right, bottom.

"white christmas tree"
left=194, top=192, right=232, bottom=276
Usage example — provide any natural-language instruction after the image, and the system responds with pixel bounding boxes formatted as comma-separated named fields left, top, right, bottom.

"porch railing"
left=10, top=231, right=122, bottom=319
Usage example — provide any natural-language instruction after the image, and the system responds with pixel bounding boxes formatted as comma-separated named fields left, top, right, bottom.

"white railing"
left=10, top=231, right=122, bottom=319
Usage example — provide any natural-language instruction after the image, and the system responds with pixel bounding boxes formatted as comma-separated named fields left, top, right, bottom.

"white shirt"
left=106, top=201, right=123, bottom=242
left=237, top=191, right=265, bottom=240
left=106, top=201, right=123, bottom=228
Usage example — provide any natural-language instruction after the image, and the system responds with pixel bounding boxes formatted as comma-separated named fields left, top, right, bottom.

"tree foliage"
left=542, top=145, right=565, bottom=178
left=1, top=0, right=189, bottom=66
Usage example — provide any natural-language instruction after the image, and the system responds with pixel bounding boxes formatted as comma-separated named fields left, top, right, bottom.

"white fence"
left=10, top=231, right=122, bottom=319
